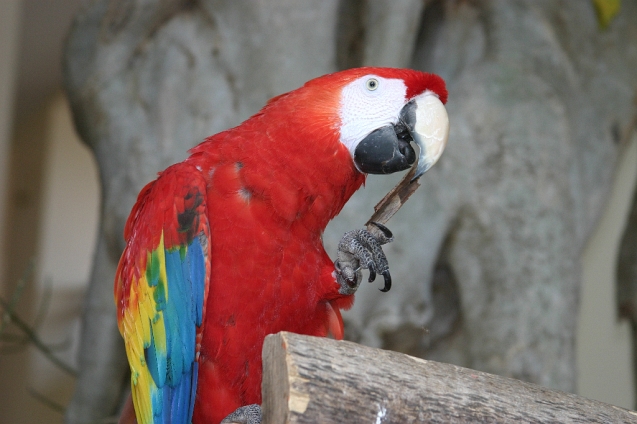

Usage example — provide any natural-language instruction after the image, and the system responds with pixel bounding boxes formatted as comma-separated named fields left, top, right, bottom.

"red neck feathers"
left=188, top=79, right=365, bottom=233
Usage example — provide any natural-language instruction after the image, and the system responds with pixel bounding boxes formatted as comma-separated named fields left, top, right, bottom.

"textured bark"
left=618, top=175, right=637, bottom=408
left=262, top=332, right=637, bottom=423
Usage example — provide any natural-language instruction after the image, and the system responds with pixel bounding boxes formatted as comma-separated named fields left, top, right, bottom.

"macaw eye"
left=366, top=78, right=379, bottom=91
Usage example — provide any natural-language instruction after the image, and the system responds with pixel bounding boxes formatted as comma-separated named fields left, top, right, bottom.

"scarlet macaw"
left=115, top=67, right=448, bottom=424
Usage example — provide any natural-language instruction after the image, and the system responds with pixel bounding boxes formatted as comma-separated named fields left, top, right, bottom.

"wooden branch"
left=365, top=162, right=420, bottom=239
left=0, top=296, right=78, bottom=377
left=261, top=332, right=637, bottom=423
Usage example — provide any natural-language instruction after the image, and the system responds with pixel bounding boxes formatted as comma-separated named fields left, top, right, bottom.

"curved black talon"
left=368, top=268, right=377, bottom=282
left=379, top=271, right=392, bottom=292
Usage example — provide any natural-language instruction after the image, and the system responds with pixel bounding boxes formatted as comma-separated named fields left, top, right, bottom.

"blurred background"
left=0, top=1, right=636, bottom=423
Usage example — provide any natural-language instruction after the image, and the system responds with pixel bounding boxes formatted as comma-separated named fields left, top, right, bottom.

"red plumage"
left=188, top=72, right=364, bottom=421
left=116, top=67, right=447, bottom=424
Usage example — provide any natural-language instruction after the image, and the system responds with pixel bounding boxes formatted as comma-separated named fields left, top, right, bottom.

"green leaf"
left=593, top=0, right=621, bottom=29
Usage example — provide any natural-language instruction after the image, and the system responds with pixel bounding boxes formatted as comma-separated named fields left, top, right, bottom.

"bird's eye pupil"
left=366, top=78, right=379, bottom=91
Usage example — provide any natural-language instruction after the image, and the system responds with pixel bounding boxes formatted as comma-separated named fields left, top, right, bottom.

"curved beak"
left=353, top=125, right=416, bottom=174
left=399, top=93, right=450, bottom=182
left=353, top=93, right=449, bottom=179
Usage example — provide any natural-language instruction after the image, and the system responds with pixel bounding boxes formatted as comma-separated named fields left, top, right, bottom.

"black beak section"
left=354, top=125, right=416, bottom=174
left=354, top=93, right=449, bottom=177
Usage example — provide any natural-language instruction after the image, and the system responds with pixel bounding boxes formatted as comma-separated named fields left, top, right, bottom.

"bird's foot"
left=335, top=222, right=394, bottom=294
left=221, top=404, right=262, bottom=424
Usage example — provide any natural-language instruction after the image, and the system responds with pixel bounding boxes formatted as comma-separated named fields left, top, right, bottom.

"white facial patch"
left=339, top=75, right=408, bottom=156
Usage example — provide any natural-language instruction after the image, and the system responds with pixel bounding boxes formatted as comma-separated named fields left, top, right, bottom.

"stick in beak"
left=363, top=93, right=449, bottom=292
left=366, top=93, right=450, bottom=232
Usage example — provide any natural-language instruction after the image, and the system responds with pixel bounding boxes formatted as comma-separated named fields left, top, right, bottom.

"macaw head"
left=213, top=68, right=449, bottom=193
left=279, top=67, right=449, bottom=181
left=334, top=68, right=449, bottom=180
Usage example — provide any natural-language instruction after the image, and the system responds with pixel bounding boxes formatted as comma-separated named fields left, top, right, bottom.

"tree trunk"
left=262, top=332, right=637, bottom=423
left=618, top=151, right=637, bottom=409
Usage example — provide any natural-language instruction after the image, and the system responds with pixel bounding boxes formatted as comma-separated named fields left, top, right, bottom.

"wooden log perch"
left=261, top=332, right=637, bottom=423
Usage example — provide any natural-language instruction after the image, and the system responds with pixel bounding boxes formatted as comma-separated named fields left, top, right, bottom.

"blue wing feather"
left=117, top=164, right=210, bottom=424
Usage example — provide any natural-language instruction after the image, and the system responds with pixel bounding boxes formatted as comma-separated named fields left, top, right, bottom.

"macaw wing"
left=115, top=164, right=210, bottom=424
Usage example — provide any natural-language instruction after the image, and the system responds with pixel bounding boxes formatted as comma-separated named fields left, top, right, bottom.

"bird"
left=114, top=67, right=448, bottom=424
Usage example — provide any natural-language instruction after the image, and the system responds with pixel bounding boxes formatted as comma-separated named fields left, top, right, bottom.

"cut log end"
left=261, top=332, right=637, bottom=424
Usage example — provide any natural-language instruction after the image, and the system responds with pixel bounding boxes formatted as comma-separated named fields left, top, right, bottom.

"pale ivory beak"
left=409, top=93, right=449, bottom=182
